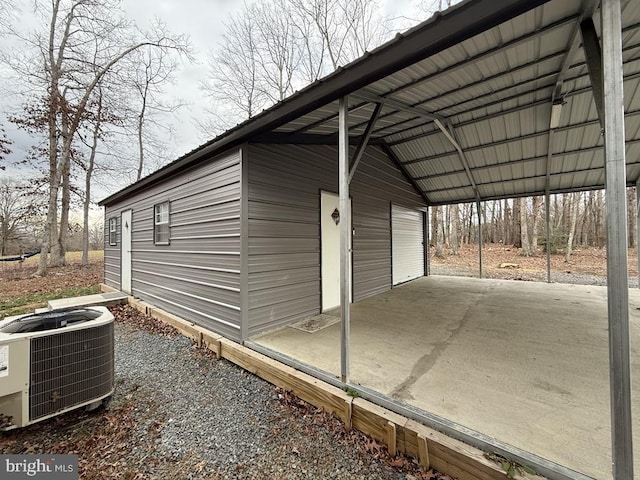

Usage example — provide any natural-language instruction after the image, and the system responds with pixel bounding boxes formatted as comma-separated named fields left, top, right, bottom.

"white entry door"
left=121, top=209, right=132, bottom=294
left=321, top=191, right=351, bottom=311
left=391, top=204, right=424, bottom=285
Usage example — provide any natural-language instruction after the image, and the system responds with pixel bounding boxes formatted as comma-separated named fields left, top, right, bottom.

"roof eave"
left=99, top=0, right=552, bottom=207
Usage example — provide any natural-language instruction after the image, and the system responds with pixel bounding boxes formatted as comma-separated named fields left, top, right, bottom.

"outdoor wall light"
left=549, top=99, right=564, bottom=130
left=331, top=208, right=340, bottom=225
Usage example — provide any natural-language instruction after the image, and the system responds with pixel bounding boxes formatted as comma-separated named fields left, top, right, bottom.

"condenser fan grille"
left=29, top=323, right=114, bottom=421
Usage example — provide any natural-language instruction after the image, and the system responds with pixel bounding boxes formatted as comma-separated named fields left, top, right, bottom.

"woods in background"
left=429, top=189, right=623, bottom=261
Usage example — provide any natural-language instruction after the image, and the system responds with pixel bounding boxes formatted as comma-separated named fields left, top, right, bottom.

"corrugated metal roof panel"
left=392, top=135, right=456, bottom=161
left=403, top=154, right=463, bottom=179
left=105, top=0, right=640, bottom=209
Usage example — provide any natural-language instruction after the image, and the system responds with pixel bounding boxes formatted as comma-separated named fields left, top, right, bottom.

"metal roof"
left=100, top=0, right=640, bottom=207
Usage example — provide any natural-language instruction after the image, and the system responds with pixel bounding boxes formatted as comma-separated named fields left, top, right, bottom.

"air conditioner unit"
left=0, top=306, right=115, bottom=430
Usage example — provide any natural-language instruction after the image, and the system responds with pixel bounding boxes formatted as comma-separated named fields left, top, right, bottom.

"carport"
left=238, top=0, right=640, bottom=478
left=252, top=277, right=640, bottom=479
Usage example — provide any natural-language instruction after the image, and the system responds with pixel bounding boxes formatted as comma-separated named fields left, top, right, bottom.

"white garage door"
left=391, top=205, right=424, bottom=285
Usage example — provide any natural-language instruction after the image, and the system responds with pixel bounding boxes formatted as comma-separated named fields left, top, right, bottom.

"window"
left=109, top=218, right=117, bottom=246
left=154, top=202, right=170, bottom=245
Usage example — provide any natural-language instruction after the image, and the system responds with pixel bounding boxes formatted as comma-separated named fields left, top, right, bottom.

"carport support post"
left=476, top=200, right=483, bottom=278
left=338, top=96, right=351, bottom=384
left=601, top=0, right=634, bottom=477
left=637, top=179, right=640, bottom=289
left=545, top=192, right=551, bottom=283
left=424, top=209, right=430, bottom=276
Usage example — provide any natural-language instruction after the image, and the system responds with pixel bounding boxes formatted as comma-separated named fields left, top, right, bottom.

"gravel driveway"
left=112, top=307, right=443, bottom=479
left=0, top=305, right=447, bottom=479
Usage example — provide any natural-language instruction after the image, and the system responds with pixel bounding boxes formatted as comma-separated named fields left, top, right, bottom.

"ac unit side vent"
left=29, top=323, right=114, bottom=421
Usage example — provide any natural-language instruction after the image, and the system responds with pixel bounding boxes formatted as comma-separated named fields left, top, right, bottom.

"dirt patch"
left=0, top=262, right=103, bottom=297
left=430, top=242, right=638, bottom=284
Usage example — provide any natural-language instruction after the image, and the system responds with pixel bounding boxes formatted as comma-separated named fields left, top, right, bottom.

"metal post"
left=338, top=97, right=351, bottom=384
left=425, top=209, right=430, bottom=276
left=545, top=191, right=551, bottom=283
left=601, top=0, right=633, bottom=477
left=637, top=180, right=640, bottom=289
left=476, top=199, right=483, bottom=278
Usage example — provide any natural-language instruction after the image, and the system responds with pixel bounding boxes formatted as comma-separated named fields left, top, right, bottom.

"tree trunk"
left=430, top=208, right=437, bottom=247
left=435, top=206, right=444, bottom=257
left=450, top=203, right=459, bottom=255
left=512, top=198, right=521, bottom=248
left=628, top=187, right=636, bottom=248
left=520, top=197, right=531, bottom=256
left=531, top=196, right=542, bottom=254
left=565, top=192, right=581, bottom=261
left=51, top=153, right=71, bottom=267
left=503, top=199, right=510, bottom=244
left=82, top=94, right=101, bottom=266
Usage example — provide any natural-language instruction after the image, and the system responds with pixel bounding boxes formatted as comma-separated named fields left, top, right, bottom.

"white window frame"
left=108, top=218, right=117, bottom=246
left=154, top=202, right=170, bottom=245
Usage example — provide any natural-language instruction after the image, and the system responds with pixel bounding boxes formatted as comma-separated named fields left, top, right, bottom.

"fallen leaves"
left=274, top=388, right=454, bottom=480
left=431, top=242, right=632, bottom=279
left=109, top=304, right=179, bottom=337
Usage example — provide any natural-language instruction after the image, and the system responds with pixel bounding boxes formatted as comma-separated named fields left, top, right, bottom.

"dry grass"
left=0, top=250, right=104, bottom=270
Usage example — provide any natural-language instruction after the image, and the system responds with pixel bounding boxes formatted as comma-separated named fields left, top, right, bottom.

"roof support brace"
left=349, top=103, right=383, bottom=183
left=436, top=120, right=481, bottom=202
left=338, top=96, right=351, bottom=384
left=580, top=18, right=606, bottom=128
left=554, top=0, right=600, bottom=99
left=601, top=0, right=634, bottom=477
left=352, top=90, right=444, bottom=121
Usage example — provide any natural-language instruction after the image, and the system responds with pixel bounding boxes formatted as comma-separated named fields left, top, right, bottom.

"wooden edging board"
left=106, top=287, right=541, bottom=480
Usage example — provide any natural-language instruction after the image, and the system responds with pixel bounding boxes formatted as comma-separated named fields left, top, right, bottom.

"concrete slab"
left=47, top=291, right=128, bottom=311
left=254, top=276, right=640, bottom=479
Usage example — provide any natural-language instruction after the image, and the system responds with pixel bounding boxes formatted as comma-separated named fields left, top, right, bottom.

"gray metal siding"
left=247, top=143, right=425, bottom=336
left=103, top=149, right=242, bottom=341
left=104, top=215, right=120, bottom=288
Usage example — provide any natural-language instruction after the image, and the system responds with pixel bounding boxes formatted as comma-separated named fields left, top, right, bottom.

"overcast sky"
left=0, top=0, right=425, bottom=198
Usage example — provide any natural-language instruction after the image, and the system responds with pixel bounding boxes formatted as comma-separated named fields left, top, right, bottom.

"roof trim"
left=99, top=0, right=552, bottom=206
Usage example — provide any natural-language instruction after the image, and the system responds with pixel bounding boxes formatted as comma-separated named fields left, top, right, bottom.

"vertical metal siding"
left=103, top=150, right=242, bottom=341
left=247, top=143, right=425, bottom=337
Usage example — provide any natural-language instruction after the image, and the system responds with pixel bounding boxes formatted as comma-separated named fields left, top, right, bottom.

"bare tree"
left=202, top=0, right=392, bottom=132
left=432, top=206, right=444, bottom=257
left=290, top=0, right=351, bottom=70
left=0, top=179, right=37, bottom=256
left=7, top=0, right=190, bottom=275
left=76, top=88, right=105, bottom=266
left=201, top=7, right=266, bottom=128
left=255, top=0, right=300, bottom=103
left=449, top=203, right=459, bottom=255
left=565, top=192, right=581, bottom=262
left=0, top=0, right=17, bottom=35
left=0, top=126, right=11, bottom=170
left=531, top=196, right=542, bottom=254
left=341, top=0, right=387, bottom=58
left=519, top=197, right=531, bottom=256
left=123, top=44, right=183, bottom=181
left=419, top=0, right=460, bottom=16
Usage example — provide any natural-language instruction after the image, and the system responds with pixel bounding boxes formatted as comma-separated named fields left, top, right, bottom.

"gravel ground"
left=0, top=305, right=451, bottom=479
left=105, top=307, right=446, bottom=479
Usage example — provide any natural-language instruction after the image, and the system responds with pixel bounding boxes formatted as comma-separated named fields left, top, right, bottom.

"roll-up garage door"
left=391, top=205, right=424, bottom=285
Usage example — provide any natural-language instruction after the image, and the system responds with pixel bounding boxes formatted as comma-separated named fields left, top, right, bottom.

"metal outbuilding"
left=100, top=0, right=639, bottom=477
